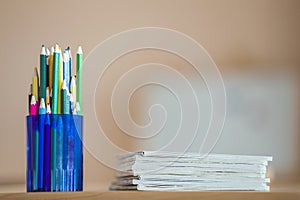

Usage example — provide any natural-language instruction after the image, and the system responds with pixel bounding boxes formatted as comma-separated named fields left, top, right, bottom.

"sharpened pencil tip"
left=46, top=103, right=51, bottom=114
left=41, top=45, right=46, bottom=55
left=71, top=76, right=76, bottom=84
left=63, top=51, right=69, bottom=62
left=62, top=79, right=68, bottom=90
left=40, top=98, right=45, bottom=108
left=46, top=47, right=50, bottom=56
left=55, top=44, right=60, bottom=52
left=77, top=46, right=83, bottom=54
left=76, top=102, right=81, bottom=113
left=68, top=48, right=72, bottom=58
left=30, top=95, right=36, bottom=105
left=33, top=67, right=38, bottom=77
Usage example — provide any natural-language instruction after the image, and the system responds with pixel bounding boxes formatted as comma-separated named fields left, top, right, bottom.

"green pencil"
left=76, top=46, right=82, bottom=114
left=61, top=80, right=70, bottom=114
left=52, top=44, right=60, bottom=114
left=40, top=45, right=47, bottom=100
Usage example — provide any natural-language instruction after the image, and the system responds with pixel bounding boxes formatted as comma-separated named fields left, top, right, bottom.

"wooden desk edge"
left=1, top=191, right=300, bottom=200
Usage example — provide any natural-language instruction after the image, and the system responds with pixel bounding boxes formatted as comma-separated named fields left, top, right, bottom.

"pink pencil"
left=30, top=95, right=38, bottom=115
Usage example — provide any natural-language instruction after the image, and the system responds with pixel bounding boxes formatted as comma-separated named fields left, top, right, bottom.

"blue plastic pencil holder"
left=26, top=114, right=83, bottom=192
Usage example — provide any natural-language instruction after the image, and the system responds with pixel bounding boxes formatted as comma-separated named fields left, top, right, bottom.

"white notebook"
left=111, top=151, right=272, bottom=191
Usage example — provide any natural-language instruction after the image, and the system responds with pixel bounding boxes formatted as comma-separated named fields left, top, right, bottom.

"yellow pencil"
left=46, top=87, right=50, bottom=105
left=32, top=67, right=39, bottom=101
left=57, top=48, right=63, bottom=114
left=48, top=46, right=54, bottom=90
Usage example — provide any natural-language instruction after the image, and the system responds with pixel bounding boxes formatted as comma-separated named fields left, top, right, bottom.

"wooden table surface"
left=0, top=183, right=299, bottom=200
left=0, top=191, right=299, bottom=200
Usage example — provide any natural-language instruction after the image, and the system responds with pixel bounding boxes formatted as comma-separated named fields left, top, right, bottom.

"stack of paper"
left=110, top=151, right=272, bottom=191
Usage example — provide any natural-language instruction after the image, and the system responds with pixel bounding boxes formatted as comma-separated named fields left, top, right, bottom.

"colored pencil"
left=62, top=115, right=71, bottom=191
left=44, top=113, right=51, bottom=191
left=46, top=103, right=51, bottom=114
left=67, top=120, right=75, bottom=191
left=40, top=45, right=47, bottom=99
left=30, top=92, right=39, bottom=191
left=72, top=105, right=77, bottom=115
left=73, top=115, right=82, bottom=191
left=67, top=47, right=72, bottom=90
left=46, top=47, right=50, bottom=57
left=49, top=46, right=54, bottom=90
left=38, top=98, right=46, bottom=190
left=28, top=84, right=32, bottom=114
left=73, top=102, right=80, bottom=115
left=46, top=47, right=50, bottom=87
left=51, top=116, right=57, bottom=191
left=56, top=116, right=63, bottom=191
left=58, top=49, right=63, bottom=114
left=26, top=122, right=33, bottom=191
left=69, top=93, right=74, bottom=114
left=30, top=95, right=37, bottom=115
left=39, top=98, right=46, bottom=114
left=76, top=46, right=82, bottom=114
left=32, top=68, right=39, bottom=102
left=61, top=80, right=70, bottom=114
left=27, top=95, right=36, bottom=192
left=63, top=51, right=70, bottom=91
left=46, top=87, right=50, bottom=105
left=70, top=76, right=76, bottom=113
left=52, top=44, right=60, bottom=114
left=33, top=117, right=39, bottom=191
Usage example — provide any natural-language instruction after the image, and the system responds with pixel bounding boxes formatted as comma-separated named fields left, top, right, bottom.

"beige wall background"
left=0, top=0, right=299, bottom=190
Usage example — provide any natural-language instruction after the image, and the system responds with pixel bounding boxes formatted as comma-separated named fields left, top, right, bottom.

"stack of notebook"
left=110, top=151, right=272, bottom=191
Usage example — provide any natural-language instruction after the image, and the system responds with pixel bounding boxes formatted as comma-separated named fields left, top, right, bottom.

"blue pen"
left=56, top=116, right=64, bottom=191
left=51, top=116, right=57, bottom=191
left=38, top=99, right=46, bottom=190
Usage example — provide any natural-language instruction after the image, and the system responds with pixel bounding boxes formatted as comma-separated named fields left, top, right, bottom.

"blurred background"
left=0, top=0, right=299, bottom=191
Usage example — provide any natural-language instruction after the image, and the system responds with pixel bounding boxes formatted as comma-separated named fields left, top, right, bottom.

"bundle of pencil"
left=29, top=44, right=83, bottom=116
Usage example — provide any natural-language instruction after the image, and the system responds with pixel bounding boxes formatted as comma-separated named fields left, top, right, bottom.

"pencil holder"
left=26, top=114, right=83, bottom=192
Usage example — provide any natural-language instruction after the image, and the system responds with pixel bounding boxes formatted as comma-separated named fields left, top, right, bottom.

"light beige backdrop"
left=0, top=0, right=299, bottom=190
